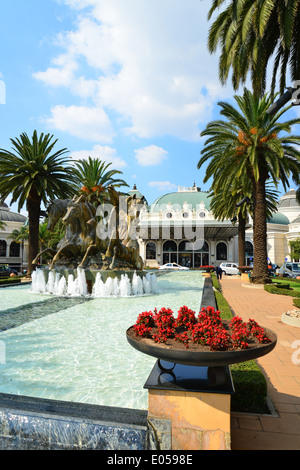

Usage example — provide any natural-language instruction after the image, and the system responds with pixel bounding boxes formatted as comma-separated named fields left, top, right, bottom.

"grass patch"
left=293, top=298, right=300, bottom=308
left=211, top=272, right=269, bottom=414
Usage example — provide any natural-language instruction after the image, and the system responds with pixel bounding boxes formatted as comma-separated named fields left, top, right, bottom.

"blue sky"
left=0, top=0, right=299, bottom=216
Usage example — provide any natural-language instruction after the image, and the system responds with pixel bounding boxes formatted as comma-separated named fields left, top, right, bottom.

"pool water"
left=0, top=271, right=204, bottom=410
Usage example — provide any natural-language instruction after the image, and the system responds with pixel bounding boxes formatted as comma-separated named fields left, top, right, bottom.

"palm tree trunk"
left=27, top=189, right=41, bottom=274
left=251, top=174, right=270, bottom=284
left=238, top=212, right=246, bottom=266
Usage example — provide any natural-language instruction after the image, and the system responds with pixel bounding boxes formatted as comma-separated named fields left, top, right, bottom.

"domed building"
left=134, top=184, right=300, bottom=268
left=0, top=200, right=28, bottom=272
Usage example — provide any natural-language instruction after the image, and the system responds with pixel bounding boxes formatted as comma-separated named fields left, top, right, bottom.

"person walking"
left=216, top=265, right=223, bottom=280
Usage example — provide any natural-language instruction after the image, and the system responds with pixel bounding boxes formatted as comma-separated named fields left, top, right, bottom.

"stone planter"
left=126, top=326, right=277, bottom=368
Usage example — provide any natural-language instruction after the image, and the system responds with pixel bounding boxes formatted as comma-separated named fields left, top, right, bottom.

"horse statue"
left=101, top=186, right=145, bottom=270
left=32, top=189, right=146, bottom=271
left=32, top=198, right=79, bottom=266
left=49, top=195, right=97, bottom=269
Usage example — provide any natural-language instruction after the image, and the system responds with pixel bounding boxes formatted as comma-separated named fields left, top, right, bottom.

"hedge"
left=210, top=272, right=269, bottom=414
left=264, top=284, right=300, bottom=298
left=0, top=276, right=25, bottom=285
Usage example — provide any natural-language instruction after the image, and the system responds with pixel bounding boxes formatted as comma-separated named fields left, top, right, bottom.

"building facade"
left=132, top=185, right=300, bottom=269
left=0, top=201, right=28, bottom=272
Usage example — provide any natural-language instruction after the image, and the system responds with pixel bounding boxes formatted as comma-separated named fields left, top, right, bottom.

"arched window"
left=163, top=240, right=177, bottom=264
left=245, top=241, right=254, bottom=265
left=0, top=240, right=6, bottom=257
left=10, top=242, right=20, bottom=257
left=146, top=242, right=156, bottom=260
left=216, top=242, right=227, bottom=260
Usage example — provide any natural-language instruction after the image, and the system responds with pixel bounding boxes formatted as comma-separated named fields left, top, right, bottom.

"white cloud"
left=135, top=145, right=168, bottom=166
left=69, top=144, right=127, bottom=168
left=46, top=105, right=115, bottom=142
left=34, top=0, right=235, bottom=142
left=148, top=181, right=178, bottom=192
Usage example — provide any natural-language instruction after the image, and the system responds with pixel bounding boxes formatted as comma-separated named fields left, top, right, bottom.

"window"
left=163, top=240, right=177, bottom=252
left=216, top=242, right=227, bottom=260
left=165, top=212, right=173, bottom=219
left=0, top=240, right=6, bottom=257
left=163, top=240, right=178, bottom=265
left=146, top=242, right=156, bottom=260
left=10, top=242, right=20, bottom=258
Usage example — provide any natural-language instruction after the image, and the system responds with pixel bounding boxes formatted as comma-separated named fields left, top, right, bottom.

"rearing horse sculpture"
left=49, top=195, right=97, bottom=269
left=101, top=186, right=145, bottom=270
left=32, top=198, right=80, bottom=266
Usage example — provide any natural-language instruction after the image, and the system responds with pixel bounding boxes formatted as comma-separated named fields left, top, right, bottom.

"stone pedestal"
left=145, top=361, right=234, bottom=451
left=241, top=272, right=250, bottom=282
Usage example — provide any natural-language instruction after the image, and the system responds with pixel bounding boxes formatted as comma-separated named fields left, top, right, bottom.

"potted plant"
left=126, top=306, right=277, bottom=368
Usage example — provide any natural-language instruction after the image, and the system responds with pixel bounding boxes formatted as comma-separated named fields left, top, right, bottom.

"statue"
left=32, top=187, right=146, bottom=271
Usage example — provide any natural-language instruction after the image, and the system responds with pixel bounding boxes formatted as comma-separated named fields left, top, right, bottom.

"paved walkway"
left=219, top=276, right=300, bottom=450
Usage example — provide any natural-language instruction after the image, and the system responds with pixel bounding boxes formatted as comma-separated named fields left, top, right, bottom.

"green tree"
left=72, top=157, right=129, bottom=205
left=8, top=225, right=29, bottom=272
left=198, top=88, right=300, bottom=283
left=207, top=0, right=300, bottom=97
left=290, top=239, right=300, bottom=261
left=0, top=131, right=75, bottom=273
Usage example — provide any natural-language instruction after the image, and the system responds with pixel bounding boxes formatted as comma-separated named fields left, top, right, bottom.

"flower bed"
left=130, top=305, right=272, bottom=352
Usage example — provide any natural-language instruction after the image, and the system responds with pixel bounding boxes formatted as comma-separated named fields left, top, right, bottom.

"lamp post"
left=266, top=86, right=299, bottom=115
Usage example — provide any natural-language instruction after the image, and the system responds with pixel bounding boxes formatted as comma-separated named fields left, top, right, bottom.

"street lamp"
left=266, top=86, right=299, bottom=115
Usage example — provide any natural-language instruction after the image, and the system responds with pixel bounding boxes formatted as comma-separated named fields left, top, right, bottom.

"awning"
left=137, top=220, right=250, bottom=241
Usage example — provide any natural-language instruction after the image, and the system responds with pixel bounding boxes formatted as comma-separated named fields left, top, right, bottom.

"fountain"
left=31, top=188, right=158, bottom=298
left=31, top=267, right=159, bottom=298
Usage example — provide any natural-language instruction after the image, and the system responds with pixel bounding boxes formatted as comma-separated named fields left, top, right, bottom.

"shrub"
left=264, top=284, right=300, bottom=298
left=230, top=361, right=269, bottom=413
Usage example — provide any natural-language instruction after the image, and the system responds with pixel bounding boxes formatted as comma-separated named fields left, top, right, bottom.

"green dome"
left=150, top=191, right=210, bottom=212
left=267, top=212, right=290, bottom=225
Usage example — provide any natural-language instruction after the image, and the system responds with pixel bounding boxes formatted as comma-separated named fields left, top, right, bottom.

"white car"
left=158, top=263, right=189, bottom=271
left=219, top=262, right=239, bottom=275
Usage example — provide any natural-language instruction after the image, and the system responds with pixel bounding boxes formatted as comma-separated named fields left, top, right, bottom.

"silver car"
left=158, top=263, right=189, bottom=271
left=219, top=263, right=239, bottom=275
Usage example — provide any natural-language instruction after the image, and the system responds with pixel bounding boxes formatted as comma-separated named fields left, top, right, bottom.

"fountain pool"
left=0, top=271, right=204, bottom=411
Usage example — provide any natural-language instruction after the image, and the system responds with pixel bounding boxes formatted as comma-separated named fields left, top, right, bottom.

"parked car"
left=278, top=262, right=300, bottom=278
left=219, top=262, right=239, bottom=275
left=0, top=265, right=18, bottom=278
left=158, top=263, right=189, bottom=271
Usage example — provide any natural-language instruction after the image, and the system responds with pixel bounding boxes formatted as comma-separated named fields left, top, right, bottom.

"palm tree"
left=8, top=225, right=29, bottom=272
left=198, top=88, right=300, bottom=283
left=0, top=131, right=76, bottom=274
left=72, top=157, right=129, bottom=205
left=209, top=182, right=279, bottom=266
left=207, top=0, right=300, bottom=97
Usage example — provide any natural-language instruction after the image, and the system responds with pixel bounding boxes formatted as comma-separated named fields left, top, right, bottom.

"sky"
left=0, top=0, right=299, bottom=217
